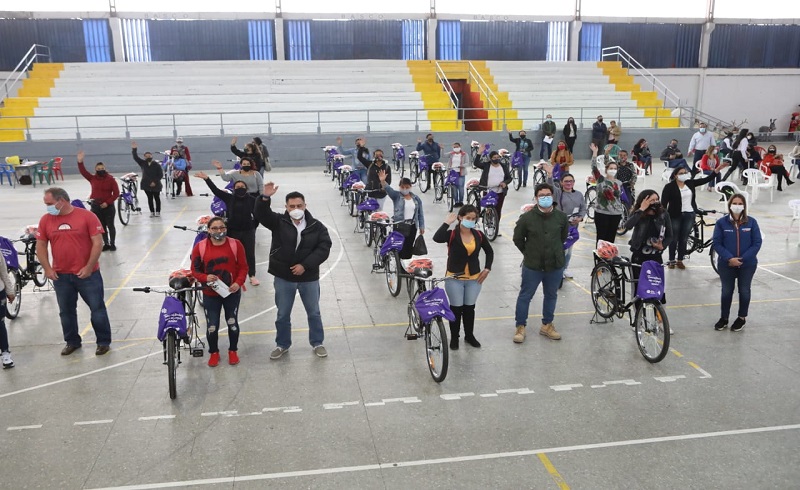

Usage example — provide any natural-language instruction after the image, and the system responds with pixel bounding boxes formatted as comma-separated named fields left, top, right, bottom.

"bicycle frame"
left=591, top=255, right=640, bottom=325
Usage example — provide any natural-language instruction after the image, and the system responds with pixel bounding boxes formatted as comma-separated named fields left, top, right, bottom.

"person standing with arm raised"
left=509, top=130, right=534, bottom=187
left=131, top=141, right=163, bottom=217
left=77, top=151, right=119, bottom=251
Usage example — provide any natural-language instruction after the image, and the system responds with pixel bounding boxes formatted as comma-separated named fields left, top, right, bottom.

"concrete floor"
left=0, top=148, right=798, bottom=489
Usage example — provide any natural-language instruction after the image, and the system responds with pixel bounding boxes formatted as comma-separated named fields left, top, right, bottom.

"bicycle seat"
left=369, top=212, right=391, bottom=222
left=323, top=145, right=338, bottom=151
left=168, top=269, right=195, bottom=290
left=121, top=172, right=138, bottom=181
left=611, top=255, right=632, bottom=266
left=391, top=143, right=403, bottom=149
left=466, top=178, right=480, bottom=188
left=432, top=162, right=445, bottom=170
left=402, top=257, right=433, bottom=277
left=409, top=151, right=420, bottom=157
left=498, top=149, right=509, bottom=156
left=351, top=182, right=365, bottom=190
left=333, top=154, right=347, bottom=161
left=520, top=203, right=535, bottom=213
left=339, top=165, right=352, bottom=172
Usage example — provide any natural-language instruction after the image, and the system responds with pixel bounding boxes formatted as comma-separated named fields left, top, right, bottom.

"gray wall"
left=0, top=128, right=694, bottom=176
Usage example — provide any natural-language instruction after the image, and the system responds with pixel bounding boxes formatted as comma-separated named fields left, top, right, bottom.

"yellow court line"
left=537, top=453, right=571, bottom=490
left=80, top=207, right=188, bottom=336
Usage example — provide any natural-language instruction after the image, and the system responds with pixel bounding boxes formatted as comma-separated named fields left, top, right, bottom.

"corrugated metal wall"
left=83, top=19, right=112, bottom=62
left=547, top=21, right=569, bottom=61
left=600, top=23, right=701, bottom=68
left=248, top=20, right=275, bottom=61
left=285, top=20, right=311, bottom=61
left=579, top=23, right=602, bottom=61
left=122, top=18, right=152, bottom=62
left=148, top=19, right=250, bottom=61
left=709, top=24, right=800, bottom=68
left=0, top=19, right=88, bottom=70
left=437, top=20, right=461, bottom=60
left=460, top=21, right=548, bottom=60
left=402, top=19, right=425, bottom=60
left=308, top=20, right=403, bottom=60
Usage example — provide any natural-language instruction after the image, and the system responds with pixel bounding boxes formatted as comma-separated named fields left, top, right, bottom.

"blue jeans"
left=515, top=265, right=563, bottom=326
left=718, top=264, right=756, bottom=320
left=703, top=170, right=720, bottom=189
left=202, top=291, right=241, bottom=353
left=274, top=276, right=324, bottom=349
left=522, top=154, right=531, bottom=185
left=444, top=278, right=482, bottom=307
left=540, top=141, right=552, bottom=160
left=52, top=271, right=112, bottom=347
left=669, top=212, right=695, bottom=261
left=356, top=167, right=368, bottom=184
left=453, top=175, right=465, bottom=203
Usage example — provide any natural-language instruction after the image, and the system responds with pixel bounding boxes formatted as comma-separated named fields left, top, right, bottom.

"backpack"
left=197, top=238, right=239, bottom=264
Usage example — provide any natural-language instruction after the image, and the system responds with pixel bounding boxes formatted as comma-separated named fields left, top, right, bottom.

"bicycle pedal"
left=191, top=348, right=204, bottom=357
left=405, top=334, right=419, bottom=340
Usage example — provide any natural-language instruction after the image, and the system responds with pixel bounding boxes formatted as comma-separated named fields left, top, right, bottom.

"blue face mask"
left=46, top=204, right=60, bottom=216
left=538, top=196, right=554, bottom=208
left=460, top=219, right=476, bottom=229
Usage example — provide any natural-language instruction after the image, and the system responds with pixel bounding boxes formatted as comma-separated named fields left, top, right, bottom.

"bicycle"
left=322, top=145, right=338, bottom=175
left=331, top=154, right=348, bottom=183
left=117, top=172, right=142, bottom=226
left=590, top=252, right=670, bottom=363
left=685, top=208, right=719, bottom=274
left=379, top=229, right=408, bottom=297
left=348, top=185, right=367, bottom=217
left=1, top=228, right=49, bottom=320
left=615, top=184, right=636, bottom=236
left=531, top=160, right=548, bottom=187
left=366, top=213, right=393, bottom=270
left=584, top=176, right=598, bottom=222
left=355, top=196, right=380, bottom=238
left=133, top=276, right=205, bottom=400
left=403, top=260, right=453, bottom=383
left=465, top=183, right=500, bottom=241
left=416, top=154, right=432, bottom=193
left=408, top=151, right=420, bottom=184
left=510, top=151, right=525, bottom=191
left=391, top=143, right=406, bottom=176
left=431, top=162, right=447, bottom=202
left=444, top=169, right=460, bottom=212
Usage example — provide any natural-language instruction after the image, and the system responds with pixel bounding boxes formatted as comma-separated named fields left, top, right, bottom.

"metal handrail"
left=433, top=61, right=458, bottom=111
left=466, top=61, right=499, bottom=116
left=601, top=46, right=682, bottom=109
left=1, top=44, right=52, bottom=104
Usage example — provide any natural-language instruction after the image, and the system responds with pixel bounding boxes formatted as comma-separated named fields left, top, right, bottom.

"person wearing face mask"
left=434, top=206, right=494, bottom=350
left=35, top=187, right=112, bottom=356
left=625, top=190, right=673, bottom=297
left=367, top=149, right=391, bottom=210
left=379, top=171, right=424, bottom=259
left=550, top=140, right=574, bottom=176
left=615, top=150, right=637, bottom=201
left=759, top=145, right=794, bottom=191
left=509, top=130, right=534, bottom=186
left=607, top=120, right=621, bottom=146
left=712, top=194, right=762, bottom=332
left=688, top=123, right=716, bottom=169
left=563, top=117, right=578, bottom=153
left=338, top=137, right=372, bottom=183
left=660, top=139, right=688, bottom=170
left=213, top=157, right=263, bottom=195
left=591, top=115, right=608, bottom=153
left=195, top=171, right=260, bottom=286
left=660, top=162, right=726, bottom=269
left=230, top=136, right=265, bottom=174
left=540, top=114, right=556, bottom=160
left=720, top=131, right=735, bottom=159
left=473, top=148, right=513, bottom=221
left=131, top=141, right=163, bottom=217
left=190, top=216, right=248, bottom=367
left=722, top=128, right=751, bottom=184
left=700, top=146, right=723, bottom=192
left=447, top=143, right=467, bottom=205
left=513, top=183, right=569, bottom=343
left=590, top=143, right=625, bottom=244
left=547, top=171, right=586, bottom=279
left=416, top=133, right=442, bottom=163
left=77, top=151, right=119, bottom=252
left=632, top=138, right=653, bottom=175
left=255, top=183, right=333, bottom=360
left=171, top=137, right=194, bottom=197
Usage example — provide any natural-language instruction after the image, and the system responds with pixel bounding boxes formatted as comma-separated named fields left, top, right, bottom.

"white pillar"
left=699, top=22, right=715, bottom=69
left=569, top=20, right=582, bottom=61
left=274, top=17, right=285, bottom=61
left=108, top=17, right=125, bottom=62
left=427, top=18, right=437, bottom=60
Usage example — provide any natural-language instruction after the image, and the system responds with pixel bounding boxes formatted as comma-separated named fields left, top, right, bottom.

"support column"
left=108, top=17, right=125, bottom=62
left=569, top=20, right=582, bottom=61
left=274, top=17, right=286, bottom=60
left=699, top=21, right=715, bottom=68
left=427, top=18, right=437, bottom=60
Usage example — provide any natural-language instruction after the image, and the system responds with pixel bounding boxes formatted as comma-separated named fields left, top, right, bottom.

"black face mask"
left=241, top=165, right=252, bottom=171
left=648, top=202, right=663, bottom=214
left=491, top=159, right=501, bottom=164
left=768, top=149, right=776, bottom=154
left=96, top=170, right=107, bottom=177
left=145, top=157, right=153, bottom=163
left=234, top=188, right=248, bottom=198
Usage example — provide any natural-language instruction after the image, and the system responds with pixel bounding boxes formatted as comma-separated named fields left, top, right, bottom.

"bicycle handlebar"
left=133, top=284, right=205, bottom=294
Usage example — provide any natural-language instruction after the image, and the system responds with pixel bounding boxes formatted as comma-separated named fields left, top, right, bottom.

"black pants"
left=228, top=228, right=257, bottom=277
left=565, top=136, right=576, bottom=154
left=594, top=212, right=622, bottom=245
left=771, top=165, right=794, bottom=189
left=397, top=224, right=417, bottom=260
left=92, top=203, right=116, bottom=246
left=723, top=152, right=746, bottom=183
left=144, top=190, right=161, bottom=213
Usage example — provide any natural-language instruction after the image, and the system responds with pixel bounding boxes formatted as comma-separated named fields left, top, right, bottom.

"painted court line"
left=688, top=362, right=713, bottom=379
left=537, top=453, right=571, bottom=490
left=7, top=424, right=43, bottom=431
left=550, top=384, right=583, bottom=392
left=87, top=424, right=800, bottom=489
left=74, top=419, right=114, bottom=426
left=138, top=415, right=176, bottom=421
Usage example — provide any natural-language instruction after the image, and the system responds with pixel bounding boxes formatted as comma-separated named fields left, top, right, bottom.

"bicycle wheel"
left=394, top=159, right=400, bottom=172
left=635, top=300, right=670, bottom=363
left=433, top=173, right=444, bottom=201
left=4, top=268, right=21, bottom=319
left=385, top=251, right=402, bottom=297
left=616, top=206, right=629, bottom=236
left=483, top=207, right=499, bottom=241
left=117, top=197, right=130, bottom=226
left=513, top=166, right=522, bottom=190
left=447, top=185, right=456, bottom=212
left=364, top=222, right=374, bottom=247
left=418, top=169, right=429, bottom=193
left=409, top=161, right=419, bottom=184
left=709, top=247, right=719, bottom=275
left=357, top=211, right=367, bottom=232
left=533, top=168, right=547, bottom=186
left=685, top=225, right=700, bottom=254
left=466, top=189, right=479, bottom=208
left=425, top=317, right=449, bottom=383
left=585, top=187, right=597, bottom=220
left=32, top=261, right=48, bottom=287
left=348, top=193, right=357, bottom=217
left=590, top=263, right=617, bottom=319
left=166, top=330, right=178, bottom=399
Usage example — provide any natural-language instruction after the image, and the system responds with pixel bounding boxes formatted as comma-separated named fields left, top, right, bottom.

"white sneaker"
left=563, top=270, right=573, bottom=279
left=1, top=351, right=14, bottom=369
left=670, top=327, right=674, bottom=335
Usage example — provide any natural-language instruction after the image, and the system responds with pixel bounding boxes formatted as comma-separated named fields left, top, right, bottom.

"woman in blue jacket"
left=712, top=194, right=762, bottom=332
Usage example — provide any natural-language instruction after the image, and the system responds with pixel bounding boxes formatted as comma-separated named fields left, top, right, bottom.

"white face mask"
left=399, top=188, right=411, bottom=196
left=453, top=147, right=460, bottom=153
left=677, top=173, right=691, bottom=182
left=288, top=209, right=305, bottom=220
left=607, top=169, right=617, bottom=178
left=730, top=204, right=744, bottom=215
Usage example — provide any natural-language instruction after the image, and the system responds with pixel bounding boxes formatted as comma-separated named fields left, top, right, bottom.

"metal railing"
left=466, top=61, right=499, bottom=119
left=1, top=44, right=52, bottom=103
left=433, top=61, right=458, bottom=111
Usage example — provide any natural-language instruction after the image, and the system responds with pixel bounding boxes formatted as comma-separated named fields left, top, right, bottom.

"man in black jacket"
left=366, top=149, right=391, bottom=209
left=255, top=183, right=333, bottom=359
left=508, top=130, right=534, bottom=187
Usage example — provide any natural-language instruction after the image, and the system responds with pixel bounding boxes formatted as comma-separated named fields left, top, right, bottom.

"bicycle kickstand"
left=590, top=311, right=614, bottom=325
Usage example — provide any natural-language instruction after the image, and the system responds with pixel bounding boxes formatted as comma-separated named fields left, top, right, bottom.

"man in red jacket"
left=77, top=151, right=120, bottom=251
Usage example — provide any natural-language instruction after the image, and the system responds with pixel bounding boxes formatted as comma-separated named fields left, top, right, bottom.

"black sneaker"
left=730, top=317, right=746, bottom=332
left=109, top=245, right=117, bottom=251
left=714, top=318, right=728, bottom=331
left=102, top=244, right=111, bottom=251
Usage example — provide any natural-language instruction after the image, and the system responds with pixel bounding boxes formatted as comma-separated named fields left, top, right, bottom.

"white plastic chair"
left=635, top=164, right=646, bottom=189
left=786, top=199, right=800, bottom=246
left=714, top=181, right=749, bottom=207
left=742, top=169, right=774, bottom=203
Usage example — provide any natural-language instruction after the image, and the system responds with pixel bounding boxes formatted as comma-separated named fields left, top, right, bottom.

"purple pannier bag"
left=445, top=169, right=460, bottom=185
left=636, top=260, right=665, bottom=300
left=563, top=226, right=579, bottom=250
left=333, top=161, right=344, bottom=172
left=357, top=198, right=380, bottom=212
left=380, top=231, right=405, bottom=257
left=344, top=173, right=361, bottom=189
left=511, top=151, right=524, bottom=167
left=0, top=236, right=18, bottom=269
left=193, top=231, right=208, bottom=245
left=552, top=163, right=563, bottom=181
left=482, top=143, right=491, bottom=156
left=210, top=197, right=227, bottom=217
left=414, top=287, right=456, bottom=323
left=397, top=147, right=405, bottom=159
left=157, top=296, right=187, bottom=342
left=71, top=199, right=86, bottom=209
left=418, top=155, right=429, bottom=171
left=480, top=190, right=499, bottom=207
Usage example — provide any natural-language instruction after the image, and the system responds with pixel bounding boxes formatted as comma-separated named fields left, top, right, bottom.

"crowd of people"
left=2, top=120, right=790, bottom=370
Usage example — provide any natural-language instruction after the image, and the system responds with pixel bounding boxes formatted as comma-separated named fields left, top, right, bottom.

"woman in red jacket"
left=759, top=145, right=794, bottom=191
left=699, top=146, right=722, bottom=192
left=77, top=151, right=119, bottom=251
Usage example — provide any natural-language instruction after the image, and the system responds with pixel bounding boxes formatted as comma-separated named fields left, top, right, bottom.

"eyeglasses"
left=561, top=180, right=575, bottom=184
left=209, top=226, right=227, bottom=231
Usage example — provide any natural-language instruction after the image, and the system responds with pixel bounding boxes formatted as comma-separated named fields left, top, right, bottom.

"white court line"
left=87, top=423, right=800, bottom=490
left=0, top=227, right=346, bottom=401
left=7, top=424, right=43, bottom=431
left=758, top=266, right=800, bottom=286
left=74, top=420, right=114, bottom=426
left=138, top=415, right=176, bottom=421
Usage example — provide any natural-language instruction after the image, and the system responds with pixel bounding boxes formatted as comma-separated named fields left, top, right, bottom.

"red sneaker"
left=228, top=350, right=240, bottom=365
left=208, top=352, right=220, bottom=367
